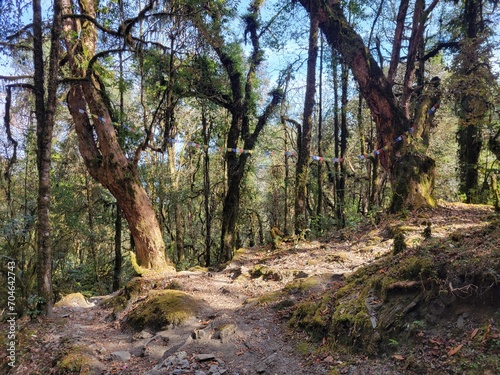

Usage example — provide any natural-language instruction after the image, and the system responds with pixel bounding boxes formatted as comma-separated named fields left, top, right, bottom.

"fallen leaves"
left=447, top=344, right=463, bottom=356
left=470, top=328, right=479, bottom=339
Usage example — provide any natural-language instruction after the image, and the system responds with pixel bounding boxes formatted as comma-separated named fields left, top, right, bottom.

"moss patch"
left=288, top=216, right=500, bottom=360
left=126, top=290, right=206, bottom=331
left=55, top=345, right=96, bottom=374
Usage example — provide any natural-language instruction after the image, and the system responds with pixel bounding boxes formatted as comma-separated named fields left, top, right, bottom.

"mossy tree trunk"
left=62, top=0, right=174, bottom=272
left=299, top=0, right=437, bottom=211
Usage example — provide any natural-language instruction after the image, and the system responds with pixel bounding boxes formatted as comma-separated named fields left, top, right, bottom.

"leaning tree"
left=61, top=0, right=175, bottom=272
left=298, top=0, right=440, bottom=212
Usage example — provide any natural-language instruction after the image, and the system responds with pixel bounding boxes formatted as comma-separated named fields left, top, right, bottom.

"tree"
left=190, top=1, right=283, bottom=262
left=294, top=1, right=318, bottom=235
left=298, top=0, right=437, bottom=212
left=449, top=0, right=497, bottom=203
left=32, top=0, right=63, bottom=316
left=61, top=0, right=175, bottom=273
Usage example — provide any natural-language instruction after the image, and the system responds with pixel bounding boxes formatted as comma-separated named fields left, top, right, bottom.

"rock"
left=195, top=353, right=216, bottom=361
left=154, top=330, right=171, bottom=344
left=130, top=343, right=146, bottom=357
left=255, top=353, right=277, bottom=374
left=110, top=351, right=131, bottom=361
left=144, top=343, right=168, bottom=360
left=133, top=330, right=153, bottom=340
left=214, top=323, right=237, bottom=343
left=456, top=313, right=469, bottom=329
left=55, top=293, right=94, bottom=308
left=193, top=325, right=213, bottom=340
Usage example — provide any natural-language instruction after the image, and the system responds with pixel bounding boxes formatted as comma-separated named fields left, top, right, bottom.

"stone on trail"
left=195, top=353, right=216, bottom=361
left=110, top=351, right=131, bottom=361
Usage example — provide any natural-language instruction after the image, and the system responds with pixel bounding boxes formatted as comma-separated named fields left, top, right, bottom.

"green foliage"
left=25, top=295, right=46, bottom=320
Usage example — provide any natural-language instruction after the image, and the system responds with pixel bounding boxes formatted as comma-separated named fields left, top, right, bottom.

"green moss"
left=398, top=255, right=435, bottom=280
left=127, top=290, right=205, bottom=331
left=129, top=251, right=146, bottom=276
left=289, top=300, right=328, bottom=340
left=55, top=346, right=94, bottom=374
left=283, top=275, right=325, bottom=294
left=101, top=294, right=128, bottom=312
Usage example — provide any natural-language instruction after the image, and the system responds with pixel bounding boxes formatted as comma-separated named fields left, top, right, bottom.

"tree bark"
left=295, top=3, right=319, bottom=234
left=113, top=205, right=122, bottom=292
left=62, top=0, right=174, bottom=273
left=33, top=0, right=63, bottom=316
left=202, top=107, right=212, bottom=267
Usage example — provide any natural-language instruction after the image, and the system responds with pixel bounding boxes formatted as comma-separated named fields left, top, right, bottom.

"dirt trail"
left=5, top=202, right=497, bottom=375
left=7, top=234, right=386, bottom=375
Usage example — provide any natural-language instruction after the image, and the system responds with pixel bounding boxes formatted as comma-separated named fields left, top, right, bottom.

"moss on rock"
left=126, top=290, right=206, bottom=331
left=55, top=345, right=98, bottom=374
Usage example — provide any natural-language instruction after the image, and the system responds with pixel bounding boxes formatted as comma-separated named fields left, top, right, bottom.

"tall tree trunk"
left=316, top=34, right=324, bottom=218
left=62, top=0, right=174, bottom=273
left=220, top=164, right=242, bottom=262
left=458, top=124, right=482, bottom=202
left=295, top=3, right=318, bottom=234
left=202, top=107, right=212, bottom=267
left=454, top=0, right=490, bottom=203
left=335, top=63, right=349, bottom=228
left=299, top=0, right=436, bottom=212
left=85, top=174, right=100, bottom=286
left=113, top=205, right=122, bottom=292
left=33, top=0, right=62, bottom=316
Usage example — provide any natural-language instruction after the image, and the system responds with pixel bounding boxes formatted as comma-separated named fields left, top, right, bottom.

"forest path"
left=6, top=202, right=496, bottom=374
left=9, top=234, right=384, bottom=375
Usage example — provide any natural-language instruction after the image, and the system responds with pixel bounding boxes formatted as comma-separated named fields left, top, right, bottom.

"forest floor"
left=1, top=202, right=499, bottom=375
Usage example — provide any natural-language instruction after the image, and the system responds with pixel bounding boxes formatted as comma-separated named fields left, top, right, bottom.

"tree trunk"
left=202, top=107, right=212, bottom=267
left=220, top=167, right=242, bottom=263
left=33, top=0, right=62, bottom=316
left=335, top=63, right=349, bottom=227
left=316, top=35, right=324, bottom=218
left=458, top=124, right=482, bottom=202
left=295, top=3, right=319, bottom=234
left=62, top=0, right=174, bottom=273
left=390, top=153, right=436, bottom=212
left=192, top=3, right=283, bottom=263
left=113, top=205, right=122, bottom=292
left=453, top=0, right=490, bottom=203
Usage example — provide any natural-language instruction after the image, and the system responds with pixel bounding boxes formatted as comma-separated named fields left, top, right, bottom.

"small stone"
left=196, top=353, right=216, bottom=361
left=193, top=326, right=212, bottom=340
left=133, top=330, right=153, bottom=340
left=110, top=351, right=131, bottom=361
left=215, top=323, right=237, bottom=343
left=154, top=331, right=170, bottom=344
left=256, top=353, right=277, bottom=373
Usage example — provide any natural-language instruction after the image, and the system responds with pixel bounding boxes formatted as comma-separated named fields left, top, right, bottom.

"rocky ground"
left=1, top=202, right=499, bottom=374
